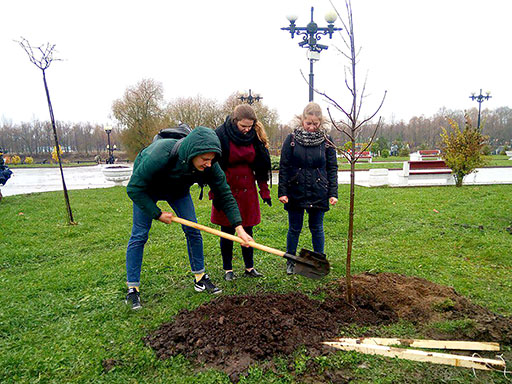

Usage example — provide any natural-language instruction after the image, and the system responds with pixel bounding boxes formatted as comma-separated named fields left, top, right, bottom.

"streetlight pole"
left=281, top=7, right=341, bottom=101
left=469, top=89, right=491, bottom=130
left=238, top=89, right=263, bottom=105
left=104, top=125, right=114, bottom=164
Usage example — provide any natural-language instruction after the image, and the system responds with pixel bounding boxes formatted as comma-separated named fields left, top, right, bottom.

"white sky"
left=1, top=0, right=510, bottom=126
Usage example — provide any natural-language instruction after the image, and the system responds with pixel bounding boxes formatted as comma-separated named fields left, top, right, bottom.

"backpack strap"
left=170, top=137, right=185, bottom=159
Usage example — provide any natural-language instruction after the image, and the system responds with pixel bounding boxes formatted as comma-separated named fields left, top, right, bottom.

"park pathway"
left=2, top=165, right=512, bottom=197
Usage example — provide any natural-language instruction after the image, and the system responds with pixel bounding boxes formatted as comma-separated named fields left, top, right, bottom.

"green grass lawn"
left=337, top=161, right=403, bottom=170
left=1, top=184, right=511, bottom=383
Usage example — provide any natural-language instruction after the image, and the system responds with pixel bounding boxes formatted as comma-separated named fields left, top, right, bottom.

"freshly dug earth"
left=144, top=273, right=512, bottom=381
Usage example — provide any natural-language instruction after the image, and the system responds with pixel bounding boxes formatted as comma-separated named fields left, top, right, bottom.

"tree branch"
left=326, top=107, right=353, bottom=140
left=355, top=90, right=387, bottom=129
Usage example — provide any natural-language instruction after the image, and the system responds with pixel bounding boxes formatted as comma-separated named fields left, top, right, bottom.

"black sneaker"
left=125, top=288, right=142, bottom=310
left=194, top=274, right=222, bottom=294
left=224, top=271, right=236, bottom=281
left=244, top=268, right=263, bottom=278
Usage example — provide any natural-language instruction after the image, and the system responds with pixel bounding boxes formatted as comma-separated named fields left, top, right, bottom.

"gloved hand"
left=263, top=198, right=272, bottom=207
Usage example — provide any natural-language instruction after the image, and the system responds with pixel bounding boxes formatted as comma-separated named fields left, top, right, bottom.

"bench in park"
left=418, top=149, right=441, bottom=160
left=355, top=151, right=372, bottom=163
left=402, top=160, right=452, bottom=177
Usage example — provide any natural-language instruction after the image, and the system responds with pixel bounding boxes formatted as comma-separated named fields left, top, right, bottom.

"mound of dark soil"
left=144, top=272, right=512, bottom=381
left=324, top=273, right=512, bottom=343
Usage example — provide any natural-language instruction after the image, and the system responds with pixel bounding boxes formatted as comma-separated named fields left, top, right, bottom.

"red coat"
left=211, top=141, right=270, bottom=227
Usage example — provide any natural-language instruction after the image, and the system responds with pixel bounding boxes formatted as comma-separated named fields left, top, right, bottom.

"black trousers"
left=220, top=226, right=254, bottom=270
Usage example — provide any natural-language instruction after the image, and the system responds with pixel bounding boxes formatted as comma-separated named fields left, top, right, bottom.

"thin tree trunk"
left=42, top=70, right=75, bottom=224
left=345, top=156, right=356, bottom=304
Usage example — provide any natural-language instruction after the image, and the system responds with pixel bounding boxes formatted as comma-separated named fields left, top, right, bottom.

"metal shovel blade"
left=284, top=248, right=330, bottom=279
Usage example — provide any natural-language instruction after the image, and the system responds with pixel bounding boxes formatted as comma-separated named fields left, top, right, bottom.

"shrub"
left=11, top=155, right=21, bottom=165
left=24, top=156, right=34, bottom=164
left=381, top=149, right=389, bottom=158
left=270, top=156, right=280, bottom=170
left=398, top=147, right=410, bottom=157
left=481, top=144, right=491, bottom=156
left=52, top=145, right=63, bottom=162
left=440, top=115, right=487, bottom=187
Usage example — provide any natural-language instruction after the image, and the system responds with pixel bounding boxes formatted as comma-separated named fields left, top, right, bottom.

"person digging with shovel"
left=125, top=126, right=253, bottom=310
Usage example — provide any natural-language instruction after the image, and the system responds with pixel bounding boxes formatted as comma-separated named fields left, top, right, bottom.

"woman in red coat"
left=211, top=104, right=272, bottom=281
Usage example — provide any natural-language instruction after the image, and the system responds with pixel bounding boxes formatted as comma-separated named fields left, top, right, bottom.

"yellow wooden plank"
left=335, top=337, right=500, bottom=351
left=323, top=342, right=505, bottom=371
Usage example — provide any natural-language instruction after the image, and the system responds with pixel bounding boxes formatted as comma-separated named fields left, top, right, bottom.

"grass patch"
left=1, top=184, right=511, bottom=383
left=430, top=319, right=477, bottom=333
left=432, top=298, right=456, bottom=312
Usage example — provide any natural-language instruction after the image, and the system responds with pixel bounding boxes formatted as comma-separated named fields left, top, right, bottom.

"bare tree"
left=112, top=79, right=168, bottom=159
left=319, top=0, right=386, bottom=304
left=167, top=95, right=224, bottom=130
left=221, top=92, right=281, bottom=151
left=17, top=37, right=76, bottom=225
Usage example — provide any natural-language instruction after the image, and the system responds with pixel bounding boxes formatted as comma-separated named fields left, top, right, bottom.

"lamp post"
left=469, top=89, right=491, bottom=130
left=104, top=125, right=115, bottom=164
left=238, top=89, right=262, bottom=105
left=281, top=7, right=341, bottom=101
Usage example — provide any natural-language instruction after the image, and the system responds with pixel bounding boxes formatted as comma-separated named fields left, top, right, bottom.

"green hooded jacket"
left=126, top=127, right=242, bottom=226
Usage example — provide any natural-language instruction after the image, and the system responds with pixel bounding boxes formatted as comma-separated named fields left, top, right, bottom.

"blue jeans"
left=126, top=193, right=204, bottom=287
left=286, top=208, right=325, bottom=255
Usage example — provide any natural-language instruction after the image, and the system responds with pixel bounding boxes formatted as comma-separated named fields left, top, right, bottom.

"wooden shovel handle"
left=170, top=216, right=285, bottom=257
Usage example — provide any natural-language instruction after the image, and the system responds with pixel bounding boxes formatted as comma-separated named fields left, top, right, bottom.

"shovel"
left=170, top=216, right=330, bottom=279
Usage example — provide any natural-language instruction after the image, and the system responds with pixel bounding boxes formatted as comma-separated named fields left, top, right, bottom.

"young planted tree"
left=440, top=114, right=487, bottom=187
left=18, top=38, right=75, bottom=225
left=318, top=0, right=386, bottom=304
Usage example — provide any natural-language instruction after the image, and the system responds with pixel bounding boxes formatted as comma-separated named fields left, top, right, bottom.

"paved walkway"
left=271, top=167, right=512, bottom=187
left=2, top=165, right=512, bottom=197
left=1, top=165, right=130, bottom=197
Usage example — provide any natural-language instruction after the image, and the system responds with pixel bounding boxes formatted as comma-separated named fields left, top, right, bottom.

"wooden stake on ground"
left=323, top=341, right=505, bottom=371
left=334, top=337, right=500, bottom=351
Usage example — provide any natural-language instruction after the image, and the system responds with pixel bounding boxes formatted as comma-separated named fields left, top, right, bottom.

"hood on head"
left=179, top=126, right=222, bottom=164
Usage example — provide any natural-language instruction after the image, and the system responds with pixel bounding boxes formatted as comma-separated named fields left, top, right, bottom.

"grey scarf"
left=293, top=128, right=326, bottom=147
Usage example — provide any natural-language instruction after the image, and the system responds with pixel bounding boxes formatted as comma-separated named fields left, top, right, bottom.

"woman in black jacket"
left=278, top=102, right=338, bottom=274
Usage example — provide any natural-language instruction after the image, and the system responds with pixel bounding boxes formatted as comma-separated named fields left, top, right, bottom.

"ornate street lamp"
left=238, top=89, right=263, bottom=105
left=104, top=125, right=115, bottom=164
left=469, top=89, right=491, bottom=130
left=281, top=7, right=341, bottom=101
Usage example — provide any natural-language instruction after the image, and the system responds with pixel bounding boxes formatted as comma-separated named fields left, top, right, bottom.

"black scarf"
left=225, top=117, right=256, bottom=145
left=217, top=116, right=271, bottom=182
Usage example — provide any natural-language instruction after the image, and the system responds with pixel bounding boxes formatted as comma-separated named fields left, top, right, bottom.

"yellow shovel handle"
left=170, top=216, right=285, bottom=257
